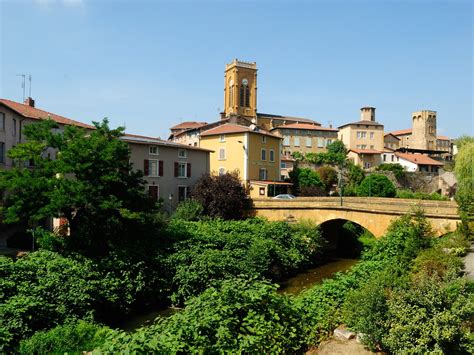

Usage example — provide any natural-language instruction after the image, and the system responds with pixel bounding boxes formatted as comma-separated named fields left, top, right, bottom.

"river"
left=118, top=258, right=358, bottom=331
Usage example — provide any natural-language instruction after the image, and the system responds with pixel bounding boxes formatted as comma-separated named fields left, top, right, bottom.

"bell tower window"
left=240, top=79, right=250, bottom=108
left=228, top=80, right=234, bottom=108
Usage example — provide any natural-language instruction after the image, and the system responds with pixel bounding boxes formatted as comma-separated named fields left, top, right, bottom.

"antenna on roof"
left=28, top=75, right=32, bottom=98
left=16, top=74, right=26, bottom=102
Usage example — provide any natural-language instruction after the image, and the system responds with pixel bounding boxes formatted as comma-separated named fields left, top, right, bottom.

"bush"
left=172, top=199, right=204, bottom=221
left=356, top=174, right=396, bottom=197
left=317, top=166, right=338, bottom=192
left=191, top=172, right=248, bottom=220
left=100, top=278, right=306, bottom=353
left=164, top=218, right=324, bottom=305
left=376, top=163, right=405, bottom=179
left=290, top=168, right=325, bottom=196
left=18, top=320, right=114, bottom=355
left=0, top=251, right=99, bottom=351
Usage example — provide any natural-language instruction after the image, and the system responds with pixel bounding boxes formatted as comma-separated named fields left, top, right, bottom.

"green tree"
left=454, top=142, right=474, bottom=234
left=290, top=167, right=325, bottom=196
left=191, top=171, right=248, bottom=220
left=317, top=166, right=338, bottom=192
left=455, top=135, right=474, bottom=150
left=326, top=140, right=347, bottom=156
left=356, top=174, right=396, bottom=198
left=0, top=119, right=156, bottom=256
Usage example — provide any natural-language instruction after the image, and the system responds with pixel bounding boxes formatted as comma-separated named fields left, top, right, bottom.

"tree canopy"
left=356, top=174, right=396, bottom=198
left=0, top=119, right=156, bottom=256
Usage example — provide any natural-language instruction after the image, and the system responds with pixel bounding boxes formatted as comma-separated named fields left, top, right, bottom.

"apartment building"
left=338, top=107, right=384, bottom=168
left=123, top=134, right=211, bottom=209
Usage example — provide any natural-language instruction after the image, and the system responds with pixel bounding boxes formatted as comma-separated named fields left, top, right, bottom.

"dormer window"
left=149, top=146, right=159, bottom=155
left=178, top=149, right=187, bottom=158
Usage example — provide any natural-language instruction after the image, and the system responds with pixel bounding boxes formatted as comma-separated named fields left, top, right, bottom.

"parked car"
left=273, top=194, right=296, bottom=200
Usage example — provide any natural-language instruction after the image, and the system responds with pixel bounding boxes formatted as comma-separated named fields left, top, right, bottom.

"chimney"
left=24, top=97, right=35, bottom=107
left=360, top=107, right=375, bottom=121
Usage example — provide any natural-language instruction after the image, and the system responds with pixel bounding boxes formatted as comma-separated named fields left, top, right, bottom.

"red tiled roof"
left=0, top=98, right=94, bottom=129
left=122, top=134, right=213, bottom=152
left=272, top=123, right=338, bottom=132
left=200, top=123, right=281, bottom=139
left=395, top=152, right=444, bottom=166
left=384, top=133, right=401, bottom=140
left=170, top=121, right=208, bottom=130
left=437, top=135, right=450, bottom=140
left=257, top=112, right=320, bottom=125
left=349, top=148, right=382, bottom=154
left=390, top=128, right=412, bottom=136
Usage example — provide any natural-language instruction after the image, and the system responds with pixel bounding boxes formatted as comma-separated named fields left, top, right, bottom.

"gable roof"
left=395, top=152, right=444, bottom=166
left=437, top=135, right=450, bottom=140
left=200, top=123, right=281, bottom=139
left=271, top=122, right=338, bottom=132
left=338, top=120, right=384, bottom=129
left=390, top=128, right=412, bottom=136
left=122, top=133, right=213, bottom=152
left=0, top=98, right=94, bottom=129
left=170, top=121, right=208, bottom=131
left=257, top=112, right=320, bottom=125
left=384, top=133, right=401, bottom=140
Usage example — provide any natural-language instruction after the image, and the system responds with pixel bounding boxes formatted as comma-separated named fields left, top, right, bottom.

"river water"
left=118, top=258, right=358, bottom=331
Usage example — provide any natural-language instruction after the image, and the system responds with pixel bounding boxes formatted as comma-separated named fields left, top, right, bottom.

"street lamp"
left=338, top=162, right=344, bottom=206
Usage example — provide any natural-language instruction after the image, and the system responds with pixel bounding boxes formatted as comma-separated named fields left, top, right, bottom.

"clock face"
left=242, top=79, right=248, bottom=86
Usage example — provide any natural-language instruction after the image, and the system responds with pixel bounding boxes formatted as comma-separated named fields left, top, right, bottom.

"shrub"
left=396, top=189, right=448, bottom=201
left=100, top=278, right=306, bottom=353
left=376, top=163, right=405, bottom=179
left=345, top=162, right=365, bottom=188
left=164, top=218, right=324, bottom=305
left=317, top=166, right=338, bottom=192
left=356, top=174, right=396, bottom=197
left=290, top=168, right=325, bottom=196
left=18, top=320, right=114, bottom=355
left=172, top=199, right=204, bottom=221
left=191, top=172, right=248, bottom=220
left=0, top=251, right=99, bottom=351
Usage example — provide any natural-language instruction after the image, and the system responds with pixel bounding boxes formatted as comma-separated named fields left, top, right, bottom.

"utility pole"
left=338, top=164, right=343, bottom=206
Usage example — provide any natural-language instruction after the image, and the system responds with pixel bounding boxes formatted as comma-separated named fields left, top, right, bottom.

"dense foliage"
left=164, top=218, right=324, bottom=305
left=375, top=163, right=405, bottom=179
left=289, top=167, right=325, bottom=196
left=356, top=174, right=396, bottom=197
left=316, top=166, right=338, bottom=192
left=100, top=278, right=305, bottom=354
left=454, top=141, right=474, bottom=224
left=292, top=141, right=348, bottom=166
left=0, top=119, right=157, bottom=257
left=191, top=171, right=248, bottom=220
left=18, top=320, right=113, bottom=355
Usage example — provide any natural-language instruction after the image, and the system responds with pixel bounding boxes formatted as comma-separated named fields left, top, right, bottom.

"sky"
left=0, top=0, right=472, bottom=139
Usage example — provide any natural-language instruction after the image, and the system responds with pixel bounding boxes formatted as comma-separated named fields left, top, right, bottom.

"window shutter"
left=144, top=159, right=149, bottom=176
left=174, top=162, right=179, bottom=177
left=159, top=160, right=164, bottom=176
left=187, top=163, right=191, bottom=177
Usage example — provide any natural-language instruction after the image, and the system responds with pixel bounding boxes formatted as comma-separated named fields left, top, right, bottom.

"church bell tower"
left=223, top=59, right=257, bottom=119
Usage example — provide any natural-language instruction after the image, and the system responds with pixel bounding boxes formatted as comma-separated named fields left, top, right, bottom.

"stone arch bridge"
left=251, top=197, right=460, bottom=238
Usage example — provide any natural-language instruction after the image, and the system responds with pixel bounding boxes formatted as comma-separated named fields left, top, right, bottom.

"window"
left=178, top=186, right=188, bottom=202
left=261, top=149, right=267, bottom=161
left=12, top=119, right=16, bottom=136
left=178, top=149, right=187, bottom=158
left=283, top=136, right=290, bottom=146
left=281, top=162, right=286, bottom=169
left=149, top=146, right=159, bottom=155
left=383, top=154, right=387, bottom=162
left=144, top=159, right=163, bottom=177
left=306, top=137, right=312, bottom=147
left=148, top=185, right=159, bottom=201
left=369, top=132, right=374, bottom=140
left=219, top=134, right=225, bottom=142
left=364, top=162, right=371, bottom=169
left=259, top=187, right=266, bottom=196
left=391, top=155, right=395, bottom=162
left=178, top=162, right=187, bottom=178
left=317, top=138, right=324, bottom=148
left=294, top=137, right=300, bottom=147
left=370, top=145, right=374, bottom=149
left=262, top=135, right=267, bottom=143
left=149, top=160, right=159, bottom=176
left=0, top=113, right=4, bottom=130
left=361, top=144, right=367, bottom=149
left=259, top=168, right=267, bottom=180
left=0, top=142, right=4, bottom=164
left=228, top=80, right=234, bottom=107
left=218, top=167, right=226, bottom=176
left=218, top=148, right=226, bottom=160
left=357, top=131, right=366, bottom=139
left=326, top=139, right=333, bottom=146
left=269, top=149, right=275, bottom=162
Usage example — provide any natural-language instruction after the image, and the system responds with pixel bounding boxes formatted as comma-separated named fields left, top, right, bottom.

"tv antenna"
left=28, top=75, right=32, bottom=97
left=16, top=74, right=26, bottom=101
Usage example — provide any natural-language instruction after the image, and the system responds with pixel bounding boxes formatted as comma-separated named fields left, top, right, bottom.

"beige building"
left=0, top=98, right=94, bottom=169
left=338, top=107, right=384, bottom=168
left=384, top=133, right=400, bottom=150
left=123, top=134, right=211, bottom=209
left=271, top=122, right=338, bottom=157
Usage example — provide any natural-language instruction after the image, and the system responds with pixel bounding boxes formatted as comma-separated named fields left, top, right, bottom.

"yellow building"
left=338, top=107, right=384, bottom=169
left=199, top=123, right=289, bottom=198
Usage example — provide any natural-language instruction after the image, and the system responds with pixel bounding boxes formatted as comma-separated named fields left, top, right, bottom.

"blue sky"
left=1, top=0, right=472, bottom=139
